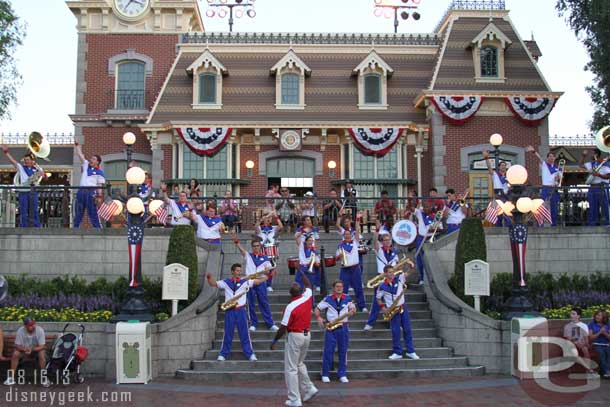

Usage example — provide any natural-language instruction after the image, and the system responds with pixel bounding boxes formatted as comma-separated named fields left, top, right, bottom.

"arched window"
left=364, top=74, right=382, bottom=104
left=480, top=46, right=498, bottom=78
left=281, top=73, right=300, bottom=105
left=116, top=61, right=145, bottom=110
left=198, top=73, right=217, bottom=104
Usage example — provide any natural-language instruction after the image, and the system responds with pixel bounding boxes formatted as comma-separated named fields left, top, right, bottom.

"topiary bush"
left=166, top=225, right=199, bottom=302
left=448, top=217, right=487, bottom=307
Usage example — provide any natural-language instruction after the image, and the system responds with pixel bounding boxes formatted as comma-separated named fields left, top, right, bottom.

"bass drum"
left=391, top=220, right=417, bottom=247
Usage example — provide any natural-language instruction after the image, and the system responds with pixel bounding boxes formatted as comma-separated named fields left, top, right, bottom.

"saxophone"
left=382, top=282, right=407, bottom=321
left=220, top=289, right=249, bottom=311
left=366, top=256, right=414, bottom=289
left=246, top=265, right=275, bottom=280
left=326, top=308, right=353, bottom=331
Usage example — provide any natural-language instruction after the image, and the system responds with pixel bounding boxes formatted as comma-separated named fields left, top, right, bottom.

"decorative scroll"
left=429, top=96, right=484, bottom=125
left=505, top=97, right=557, bottom=126
left=347, top=128, right=403, bottom=157
left=176, top=127, right=232, bottom=156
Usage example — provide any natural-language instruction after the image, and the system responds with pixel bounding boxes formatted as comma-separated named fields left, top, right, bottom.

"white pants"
left=285, top=332, right=314, bottom=404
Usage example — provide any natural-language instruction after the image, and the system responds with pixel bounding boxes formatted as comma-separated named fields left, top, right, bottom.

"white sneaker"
left=362, top=308, right=368, bottom=313
left=363, top=324, right=373, bottom=331
left=267, top=286, right=274, bottom=292
left=270, top=325, right=279, bottom=332
left=418, top=280, right=424, bottom=285
left=406, top=352, right=420, bottom=360
left=3, top=377, right=15, bottom=386
left=321, top=376, right=330, bottom=383
left=388, top=353, right=403, bottom=360
left=249, top=354, right=258, bottom=361
left=217, top=355, right=226, bottom=361
left=249, top=326, right=256, bottom=332
left=285, top=400, right=302, bottom=407
left=302, top=386, right=319, bottom=402
left=315, top=287, right=321, bottom=292
left=348, top=288, right=354, bottom=292
left=339, top=376, right=349, bottom=383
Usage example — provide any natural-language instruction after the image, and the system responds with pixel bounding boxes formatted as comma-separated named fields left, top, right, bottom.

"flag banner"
left=176, top=127, right=232, bottom=156
left=127, top=217, right=145, bottom=288
left=509, top=223, right=528, bottom=287
left=505, top=97, right=557, bottom=126
left=155, top=205, right=168, bottom=225
left=347, top=128, right=403, bottom=157
left=429, top=96, right=484, bottom=125
left=533, top=203, right=552, bottom=226
left=484, top=201, right=500, bottom=225
left=97, top=200, right=118, bottom=222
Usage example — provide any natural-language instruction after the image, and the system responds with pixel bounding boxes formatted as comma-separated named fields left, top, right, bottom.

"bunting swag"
left=505, top=97, right=557, bottom=126
left=176, top=127, right=232, bottom=156
left=429, top=96, right=484, bottom=125
left=347, top=128, right=404, bottom=157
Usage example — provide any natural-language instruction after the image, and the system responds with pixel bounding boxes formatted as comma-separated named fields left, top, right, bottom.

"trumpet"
left=326, top=306, right=354, bottom=331
left=220, top=289, right=249, bottom=311
left=340, top=247, right=348, bottom=267
left=458, top=190, right=469, bottom=207
left=366, top=256, right=414, bottom=288
left=307, top=253, right=316, bottom=273
left=557, top=159, right=566, bottom=187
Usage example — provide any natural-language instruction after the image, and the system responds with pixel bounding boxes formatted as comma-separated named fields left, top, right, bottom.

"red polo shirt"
left=281, top=288, right=313, bottom=332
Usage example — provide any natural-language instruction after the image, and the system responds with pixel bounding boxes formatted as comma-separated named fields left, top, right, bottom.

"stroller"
left=45, top=324, right=88, bottom=386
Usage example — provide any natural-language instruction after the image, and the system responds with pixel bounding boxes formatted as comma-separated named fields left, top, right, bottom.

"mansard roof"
left=270, top=50, right=311, bottom=76
left=353, top=50, right=394, bottom=77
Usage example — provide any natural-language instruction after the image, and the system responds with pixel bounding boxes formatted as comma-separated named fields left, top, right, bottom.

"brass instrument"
left=307, top=252, right=316, bottom=273
left=458, top=190, right=470, bottom=207
left=340, top=247, right=348, bottom=267
left=27, top=131, right=51, bottom=161
left=246, top=265, right=276, bottom=280
left=220, top=289, right=249, bottom=311
left=585, top=158, right=609, bottom=185
left=595, top=125, right=610, bottom=153
left=557, top=159, right=566, bottom=187
left=366, top=255, right=414, bottom=289
left=14, top=162, right=44, bottom=187
left=428, top=210, right=444, bottom=244
left=326, top=305, right=354, bottom=331
left=382, top=282, right=408, bottom=321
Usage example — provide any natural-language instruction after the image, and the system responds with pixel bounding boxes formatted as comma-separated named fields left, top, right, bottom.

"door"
left=266, top=157, right=315, bottom=196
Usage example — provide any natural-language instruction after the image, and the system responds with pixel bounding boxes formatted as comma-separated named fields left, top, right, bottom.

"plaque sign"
left=163, top=263, right=189, bottom=315
left=464, top=260, right=490, bottom=311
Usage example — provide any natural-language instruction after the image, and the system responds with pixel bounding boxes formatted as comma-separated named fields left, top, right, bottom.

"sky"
left=0, top=0, right=595, bottom=138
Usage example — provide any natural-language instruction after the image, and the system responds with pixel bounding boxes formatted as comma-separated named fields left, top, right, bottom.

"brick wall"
left=82, top=127, right=151, bottom=158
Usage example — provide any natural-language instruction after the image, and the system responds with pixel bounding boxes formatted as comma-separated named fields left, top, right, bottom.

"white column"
left=415, top=146, right=424, bottom=197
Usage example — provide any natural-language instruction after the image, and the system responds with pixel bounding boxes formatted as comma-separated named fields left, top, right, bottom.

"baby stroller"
left=45, top=324, right=88, bottom=386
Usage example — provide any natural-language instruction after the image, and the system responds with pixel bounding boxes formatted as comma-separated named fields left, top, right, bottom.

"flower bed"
left=0, top=306, right=113, bottom=322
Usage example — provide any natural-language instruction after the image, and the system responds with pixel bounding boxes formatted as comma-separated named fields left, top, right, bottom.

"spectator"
left=564, top=307, right=594, bottom=372
left=374, top=190, right=396, bottom=228
left=4, top=318, right=47, bottom=386
left=265, top=184, right=281, bottom=211
left=428, top=188, right=445, bottom=213
left=300, top=191, right=316, bottom=219
left=402, top=190, right=419, bottom=220
left=341, top=180, right=357, bottom=222
left=218, top=190, right=239, bottom=231
left=322, top=189, right=342, bottom=233
left=276, top=187, right=297, bottom=233
left=188, top=179, right=201, bottom=198
left=588, top=310, right=610, bottom=378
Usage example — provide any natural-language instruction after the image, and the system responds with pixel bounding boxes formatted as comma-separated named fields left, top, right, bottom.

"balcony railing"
left=108, top=90, right=150, bottom=112
left=0, top=133, right=74, bottom=145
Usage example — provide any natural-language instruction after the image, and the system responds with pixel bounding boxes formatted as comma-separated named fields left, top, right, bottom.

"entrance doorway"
left=267, top=157, right=315, bottom=197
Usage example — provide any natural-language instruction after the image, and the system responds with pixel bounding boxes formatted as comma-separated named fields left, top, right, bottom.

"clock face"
left=280, top=130, right=301, bottom=151
left=114, top=0, right=150, bottom=19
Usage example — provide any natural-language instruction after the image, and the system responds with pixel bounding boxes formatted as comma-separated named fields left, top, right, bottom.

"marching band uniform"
left=414, top=208, right=434, bottom=284
left=317, top=294, right=355, bottom=382
left=169, top=200, right=194, bottom=226
left=445, top=200, right=466, bottom=234
left=295, top=226, right=320, bottom=244
left=74, top=161, right=105, bottom=228
left=244, top=252, right=278, bottom=331
left=336, top=239, right=367, bottom=311
left=492, top=170, right=509, bottom=227
left=296, top=240, right=321, bottom=291
left=377, top=273, right=419, bottom=360
left=365, top=243, right=398, bottom=329
left=540, top=161, right=563, bottom=226
left=193, top=213, right=223, bottom=244
left=15, top=162, right=42, bottom=228
left=258, top=225, right=280, bottom=290
left=216, top=277, right=256, bottom=361
left=584, top=160, right=610, bottom=226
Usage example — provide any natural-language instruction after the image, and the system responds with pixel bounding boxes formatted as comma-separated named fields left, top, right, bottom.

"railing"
left=0, top=133, right=74, bottom=145
left=435, top=0, right=506, bottom=32
left=0, top=186, right=607, bottom=229
left=108, top=90, right=150, bottom=112
left=549, top=133, right=596, bottom=146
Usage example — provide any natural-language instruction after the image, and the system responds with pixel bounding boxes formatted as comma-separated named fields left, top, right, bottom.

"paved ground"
left=1, top=375, right=609, bottom=407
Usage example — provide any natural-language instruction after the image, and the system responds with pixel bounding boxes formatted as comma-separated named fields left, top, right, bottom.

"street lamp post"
left=373, top=0, right=422, bottom=34
left=123, top=132, right=136, bottom=163
left=489, top=133, right=503, bottom=170
left=205, top=0, right=257, bottom=32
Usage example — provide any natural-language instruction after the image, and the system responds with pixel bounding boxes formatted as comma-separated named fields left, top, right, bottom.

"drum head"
left=391, top=220, right=417, bottom=246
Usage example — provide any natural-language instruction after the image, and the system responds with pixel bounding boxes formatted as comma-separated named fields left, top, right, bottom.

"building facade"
left=66, top=0, right=561, bottom=207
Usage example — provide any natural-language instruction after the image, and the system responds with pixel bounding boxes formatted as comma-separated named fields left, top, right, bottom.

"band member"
left=444, top=189, right=468, bottom=234
left=428, top=188, right=445, bottom=214
left=163, top=190, right=194, bottom=226
left=526, top=146, right=562, bottom=226
left=414, top=200, right=438, bottom=285
left=336, top=210, right=366, bottom=278
left=377, top=265, right=420, bottom=361
left=295, top=216, right=319, bottom=244
left=256, top=211, right=283, bottom=292
left=207, top=264, right=266, bottom=361
left=188, top=205, right=224, bottom=244
left=335, top=221, right=367, bottom=312
left=74, top=142, right=105, bottom=228
left=296, top=235, right=321, bottom=292
left=233, top=234, right=279, bottom=332
left=341, top=180, right=358, bottom=222
left=364, top=225, right=399, bottom=331
left=579, top=148, right=610, bottom=226
left=483, top=149, right=509, bottom=226
left=315, top=280, right=356, bottom=383
left=2, top=147, right=45, bottom=227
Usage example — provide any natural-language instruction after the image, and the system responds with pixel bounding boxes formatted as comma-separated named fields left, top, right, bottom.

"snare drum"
left=288, top=257, right=299, bottom=275
left=324, top=255, right=336, bottom=268
left=263, top=243, right=278, bottom=259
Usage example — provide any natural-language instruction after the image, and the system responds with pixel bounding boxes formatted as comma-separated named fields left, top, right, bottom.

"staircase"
left=176, top=234, right=485, bottom=382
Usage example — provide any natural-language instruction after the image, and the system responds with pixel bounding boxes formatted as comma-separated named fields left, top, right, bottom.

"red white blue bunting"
left=429, top=96, right=484, bottom=125
left=347, top=128, right=404, bottom=157
left=505, top=97, right=557, bottom=126
left=176, top=127, right=232, bottom=156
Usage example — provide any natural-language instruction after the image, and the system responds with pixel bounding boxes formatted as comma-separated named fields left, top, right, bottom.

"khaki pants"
left=285, top=332, right=314, bottom=404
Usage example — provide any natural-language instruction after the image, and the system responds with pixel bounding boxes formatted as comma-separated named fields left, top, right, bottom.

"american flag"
left=97, top=200, right=118, bottom=222
left=154, top=205, right=168, bottom=225
left=484, top=201, right=501, bottom=224
left=533, top=203, right=552, bottom=226
left=128, top=219, right=144, bottom=287
left=509, top=223, right=528, bottom=287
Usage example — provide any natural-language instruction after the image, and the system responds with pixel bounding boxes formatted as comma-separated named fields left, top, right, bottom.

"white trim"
left=108, top=49, right=153, bottom=76
left=186, top=49, right=228, bottom=75
left=471, top=22, right=512, bottom=49
left=146, top=50, right=182, bottom=124
left=275, top=67, right=307, bottom=109
left=357, top=104, right=388, bottom=110
left=353, top=50, right=394, bottom=76
left=270, top=50, right=312, bottom=75
left=192, top=68, right=223, bottom=109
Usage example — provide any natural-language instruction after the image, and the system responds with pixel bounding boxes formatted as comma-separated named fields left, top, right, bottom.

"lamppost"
left=123, top=131, right=136, bottom=163
left=245, top=160, right=255, bottom=177
left=373, top=0, right=422, bottom=34
left=204, top=0, right=256, bottom=32
left=489, top=133, right=503, bottom=170
left=328, top=160, right=337, bottom=177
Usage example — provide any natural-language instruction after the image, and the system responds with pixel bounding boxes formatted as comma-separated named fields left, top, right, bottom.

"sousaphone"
left=27, top=131, right=51, bottom=161
left=595, top=125, right=610, bottom=153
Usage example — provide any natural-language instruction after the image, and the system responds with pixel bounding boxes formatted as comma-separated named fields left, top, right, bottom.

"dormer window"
left=186, top=49, right=227, bottom=109
left=353, top=51, right=393, bottom=110
left=471, top=22, right=512, bottom=83
left=271, top=50, right=311, bottom=110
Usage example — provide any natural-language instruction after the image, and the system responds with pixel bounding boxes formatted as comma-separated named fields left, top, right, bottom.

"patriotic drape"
left=509, top=223, right=528, bottom=287
left=347, top=128, right=403, bottom=157
left=505, top=97, right=557, bottom=126
left=127, top=215, right=145, bottom=288
left=176, top=127, right=232, bottom=156
left=429, top=96, right=484, bottom=125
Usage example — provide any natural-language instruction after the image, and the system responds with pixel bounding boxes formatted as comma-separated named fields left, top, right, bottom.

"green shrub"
left=166, top=225, right=199, bottom=302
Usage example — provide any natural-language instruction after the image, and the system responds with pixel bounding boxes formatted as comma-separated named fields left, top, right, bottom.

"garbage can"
left=511, top=317, right=548, bottom=379
left=116, top=322, right=152, bottom=384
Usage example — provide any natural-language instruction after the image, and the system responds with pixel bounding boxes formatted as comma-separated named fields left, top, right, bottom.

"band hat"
left=304, top=191, right=314, bottom=197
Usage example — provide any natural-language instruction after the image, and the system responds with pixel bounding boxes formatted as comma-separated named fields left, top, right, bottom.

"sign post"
left=162, top=263, right=189, bottom=316
left=464, top=259, right=490, bottom=312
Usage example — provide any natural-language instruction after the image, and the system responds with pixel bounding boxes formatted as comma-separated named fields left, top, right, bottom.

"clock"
left=114, top=0, right=151, bottom=20
left=279, top=130, right=302, bottom=151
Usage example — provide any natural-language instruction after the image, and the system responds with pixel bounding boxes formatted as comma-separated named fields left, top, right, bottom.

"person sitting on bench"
left=3, top=318, right=47, bottom=386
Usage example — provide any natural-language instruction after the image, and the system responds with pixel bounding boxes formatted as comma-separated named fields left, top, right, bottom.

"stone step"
left=242, top=301, right=429, bottom=312
left=217, top=309, right=432, bottom=321
left=261, top=290, right=426, bottom=303
left=216, top=318, right=435, bottom=330
left=219, top=337, right=443, bottom=351
left=215, top=327, right=437, bottom=341
left=204, top=347, right=454, bottom=361
left=176, top=366, right=486, bottom=382
left=190, top=356, right=470, bottom=371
